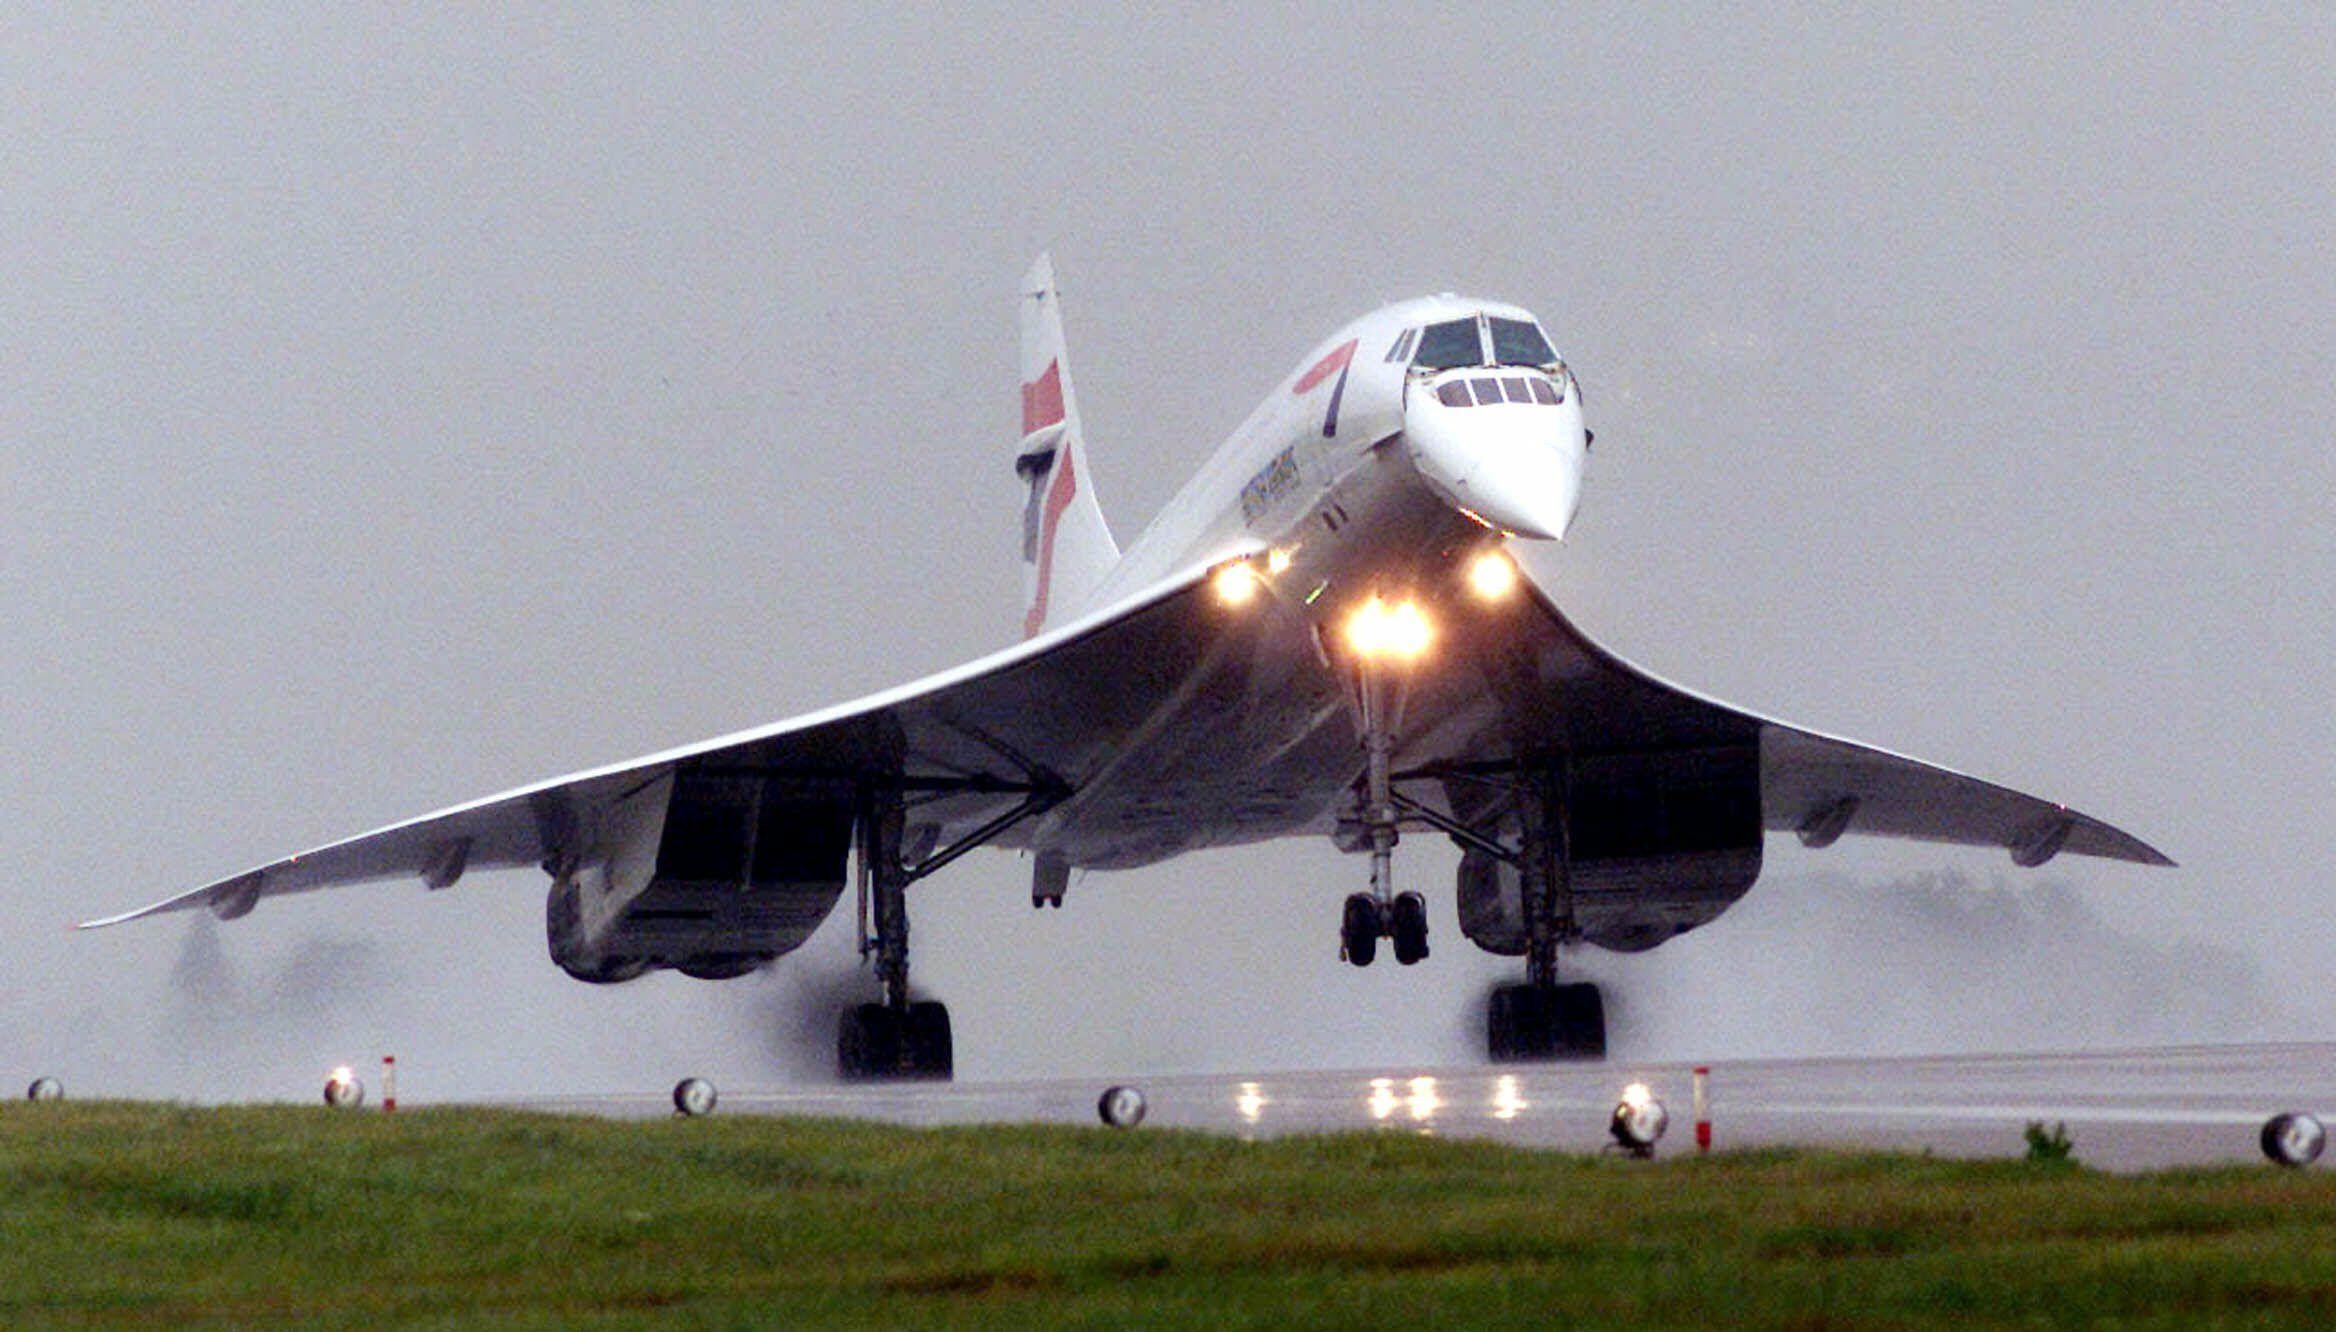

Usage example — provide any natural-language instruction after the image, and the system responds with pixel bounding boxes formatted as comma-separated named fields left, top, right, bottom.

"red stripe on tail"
left=1022, top=361, right=1065, bottom=436
left=1022, top=446, right=1079, bottom=638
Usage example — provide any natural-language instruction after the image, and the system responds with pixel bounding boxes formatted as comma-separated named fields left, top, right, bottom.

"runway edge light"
left=1098, top=1085, right=1147, bottom=1128
left=1609, top=1082, right=1668, bottom=1158
left=2261, top=1112, right=2325, bottom=1167
left=673, top=1078, right=718, bottom=1118
left=324, top=1067, right=365, bottom=1109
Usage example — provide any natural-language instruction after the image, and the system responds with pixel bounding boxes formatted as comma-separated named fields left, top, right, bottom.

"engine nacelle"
left=1456, top=848, right=1528, bottom=956
left=1450, top=745, right=1766, bottom=956
left=545, top=766, right=852, bottom=982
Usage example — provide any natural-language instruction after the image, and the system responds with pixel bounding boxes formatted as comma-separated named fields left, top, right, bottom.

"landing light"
left=1346, top=597, right=1432, bottom=661
left=1467, top=549, right=1519, bottom=600
left=1212, top=562, right=1262, bottom=607
left=1266, top=547, right=1294, bottom=575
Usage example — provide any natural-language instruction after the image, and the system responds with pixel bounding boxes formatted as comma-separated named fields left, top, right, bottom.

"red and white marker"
left=1692, top=1066, right=1711, bottom=1154
left=383, top=1055, right=398, bottom=1113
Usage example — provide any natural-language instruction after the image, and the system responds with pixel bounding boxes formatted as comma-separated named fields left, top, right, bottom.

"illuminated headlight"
left=1346, top=596, right=1433, bottom=660
left=1212, top=562, right=1262, bottom=607
left=323, top=1067, right=365, bottom=1109
left=1609, top=1082, right=1668, bottom=1157
left=2263, top=1112, right=2326, bottom=1168
left=672, top=1077, right=718, bottom=1118
left=1466, top=549, right=1519, bottom=600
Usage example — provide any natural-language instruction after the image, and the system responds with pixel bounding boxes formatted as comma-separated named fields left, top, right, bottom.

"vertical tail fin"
left=1016, top=253, right=1119, bottom=638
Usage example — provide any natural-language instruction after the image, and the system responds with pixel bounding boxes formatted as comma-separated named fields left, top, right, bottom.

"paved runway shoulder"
left=511, top=1042, right=2335, bottom=1172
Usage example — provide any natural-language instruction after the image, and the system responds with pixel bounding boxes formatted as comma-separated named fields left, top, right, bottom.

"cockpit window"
left=1489, top=317, right=1557, bottom=367
left=1413, top=318, right=1484, bottom=370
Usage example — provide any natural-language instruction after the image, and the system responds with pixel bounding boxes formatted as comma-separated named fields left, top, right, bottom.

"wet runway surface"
left=510, top=1042, right=2335, bottom=1173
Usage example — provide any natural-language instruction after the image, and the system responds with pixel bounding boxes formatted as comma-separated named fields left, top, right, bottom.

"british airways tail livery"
left=89, top=256, right=2171, bottom=1077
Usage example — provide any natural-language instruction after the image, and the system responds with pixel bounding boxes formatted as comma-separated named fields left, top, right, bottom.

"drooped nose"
left=1405, top=375, right=1587, bottom=540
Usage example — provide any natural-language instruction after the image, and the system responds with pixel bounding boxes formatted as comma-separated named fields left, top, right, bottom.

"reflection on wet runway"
left=507, top=1042, right=2336, bottom=1173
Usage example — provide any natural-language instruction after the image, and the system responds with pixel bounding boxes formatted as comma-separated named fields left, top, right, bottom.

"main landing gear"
left=835, top=777, right=1064, bottom=1082
left=1492, top=767, right=1606, bottom=1061
left=838, top=794, right=952, bottom=1081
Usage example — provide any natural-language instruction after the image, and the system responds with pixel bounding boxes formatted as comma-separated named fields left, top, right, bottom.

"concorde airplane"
left=87, top=256, right=2172, bottom=1078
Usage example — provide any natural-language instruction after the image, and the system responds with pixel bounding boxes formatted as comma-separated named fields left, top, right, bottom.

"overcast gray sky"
left=6, top=7, right=2330, bottom=1101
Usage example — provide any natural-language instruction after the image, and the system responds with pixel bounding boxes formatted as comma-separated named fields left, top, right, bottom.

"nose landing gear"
left=1338, top=647, right=1430, bottom=968
left=1339, top=889, right=1431, bottom=967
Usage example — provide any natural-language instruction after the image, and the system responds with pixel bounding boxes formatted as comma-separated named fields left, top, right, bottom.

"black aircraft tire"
left=1487, top=983, right=1554, bottom=1062
left=904, top=1001, right=954, bottom=1082
left=1555, top=982, right=1608, bottom=1061
left=1391, top=891, right=1430, bottom=966
left=838, top=1003, right=901, bottom=1081
left=1341, top=894, right=1382, bottom=967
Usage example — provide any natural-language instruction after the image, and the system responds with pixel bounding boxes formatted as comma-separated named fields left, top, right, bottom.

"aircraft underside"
left=532, top=534, right=1785, bottom=1076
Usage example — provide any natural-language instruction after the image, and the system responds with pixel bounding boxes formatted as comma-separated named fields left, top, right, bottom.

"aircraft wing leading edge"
left=1494, top=584, right=2171, bottom=867
left=89, top=556, right=2167, bottom=949
left=80, top=561, right=1233, bottom=931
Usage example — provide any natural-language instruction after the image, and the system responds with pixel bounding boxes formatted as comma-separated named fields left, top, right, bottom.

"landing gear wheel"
left=1487, top=981, right=1606, bottom=1062
left=1554, top=982, right=1607, bottom=1060
left=837, top=1001, right=954, bottom=1081
left=1340, top=894, right=1383, bottom=967
left=902, top=1001, right=954, bottom=1081
left=838, top=1003, right=901, bottom=1081
left=1390, top=891, right=1430, bottom=966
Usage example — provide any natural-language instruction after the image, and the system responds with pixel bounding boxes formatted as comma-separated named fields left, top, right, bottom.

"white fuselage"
left=1086, top=295, right=1590, bottom=633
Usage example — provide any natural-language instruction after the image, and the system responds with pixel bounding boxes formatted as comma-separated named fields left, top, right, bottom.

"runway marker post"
left=1693, top=1066, right=1711, bottom=1154
left=382, top=1055, right=397, bottom=1113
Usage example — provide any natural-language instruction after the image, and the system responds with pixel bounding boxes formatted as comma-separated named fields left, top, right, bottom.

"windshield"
left=1489, top=317, right=1557, bottom=367
left=1412, top=318, right=1484, bottom=370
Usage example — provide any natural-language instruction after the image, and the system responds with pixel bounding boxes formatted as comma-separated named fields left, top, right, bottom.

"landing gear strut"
left=838, top=795, right=952, bottom=1080
left=1488, top=767, right=1603, bottom=1061
left=1339, top=651, right=1429, bottom=968
left=835, top=777, right=1064, bottom=1082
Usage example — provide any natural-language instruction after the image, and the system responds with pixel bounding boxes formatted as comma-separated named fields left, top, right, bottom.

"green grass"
left=1, top=1103, right=2332, bottom=1327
